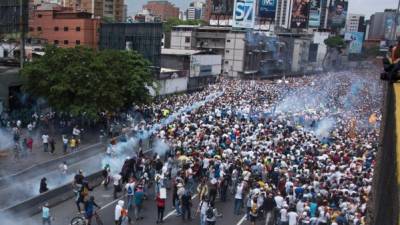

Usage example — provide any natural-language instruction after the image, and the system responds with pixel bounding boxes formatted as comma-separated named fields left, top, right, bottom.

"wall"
left=292, top=39, right=310, bottom=72
left=157, top=77, right=188, bottom=95
left=190, top=54, right=222, bottom=77
left=170, top=30, right=194, bottom=50
left=313, top=32, right=329, bottom=67
left=224, top=32, right=245, bottom=78
left=160, top=54, right=188, bottom=71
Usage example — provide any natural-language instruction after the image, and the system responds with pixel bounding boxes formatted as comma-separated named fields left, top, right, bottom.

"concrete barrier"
left=2, top=170, right=104, bottom=217
left=0, top=142, right=104, bottom=188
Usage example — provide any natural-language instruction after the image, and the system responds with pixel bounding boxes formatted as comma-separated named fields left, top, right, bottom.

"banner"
left=291, top=0, right=311, bottom=29
left=327, top=0, right=348, bottom=30
left=308, top=0, right=321, bottom=27
left=384, top=14, right=395, bottom=40
left=233, top=0, right=256, bottom=29
left=259, top=0, right=277, bottom=19
left=345, top=32, right=364, bottom=54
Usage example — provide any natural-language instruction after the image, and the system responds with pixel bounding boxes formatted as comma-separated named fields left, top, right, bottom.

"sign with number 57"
left=233, top=0, right=256, bottom=29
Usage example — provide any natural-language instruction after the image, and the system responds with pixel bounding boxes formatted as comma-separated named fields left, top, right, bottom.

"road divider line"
left=236, top=215, right=247, bottom=225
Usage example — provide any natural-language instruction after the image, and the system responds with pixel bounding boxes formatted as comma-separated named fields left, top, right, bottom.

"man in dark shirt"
left=181, top=191, right=192, bottom=221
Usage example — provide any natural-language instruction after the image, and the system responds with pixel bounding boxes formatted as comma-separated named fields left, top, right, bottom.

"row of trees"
left=21, top=46, right=155, bottom=120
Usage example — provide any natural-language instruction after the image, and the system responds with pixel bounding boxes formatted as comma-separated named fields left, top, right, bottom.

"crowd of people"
left=69, top=70, right=381, bottom=225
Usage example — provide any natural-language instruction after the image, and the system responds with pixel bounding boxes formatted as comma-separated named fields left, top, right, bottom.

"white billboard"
left=233, top=0, right=256, bottom=29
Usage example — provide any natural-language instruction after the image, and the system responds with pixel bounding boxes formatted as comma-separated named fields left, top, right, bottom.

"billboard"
left=327, top=0, right=348, bottom=30
left=259, top=0, right=277, bottom=19
left=308, top=0, right=321, bottom=27
left=384, top=14, right=395, bottom=40
left=345, top=32, right=364, bottom=54
left=291, top=0, right=310, bottom=29
left=233, top=0, right=256, bottom=29
left=212, top=0, right=234, bottom=15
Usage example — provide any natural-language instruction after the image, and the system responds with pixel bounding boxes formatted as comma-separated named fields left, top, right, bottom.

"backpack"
left=127, top=185, right=133, bottom=195
left=206, top=207, right=214, bottom=219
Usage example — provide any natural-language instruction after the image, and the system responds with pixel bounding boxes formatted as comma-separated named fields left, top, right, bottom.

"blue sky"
left=126, top=0, right=398, bottom=19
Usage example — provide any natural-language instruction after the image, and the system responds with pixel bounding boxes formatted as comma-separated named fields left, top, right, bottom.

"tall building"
left=187, top=1, right=204, bottom=20
left=1, top=0, right=29, bottom=34
left=368, top=9, right=397, bottom=40
left=143, top=0, right=179, bottom=22
left=345, top=14, right=365, bottom=33
left=29, top=4, right=100, bottom=48
left=63, top=0, right=124, bottom=22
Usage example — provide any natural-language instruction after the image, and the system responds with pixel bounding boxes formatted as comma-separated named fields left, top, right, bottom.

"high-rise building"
left=63, top=0, right=124, bottom=22
left=187, top=1, right=204, bottom=20
left=345, top=14, right=365, bottom=33
left=29, top=4, right=100, bottom=48
left=1, top=0, right=29, bottom=34
left=368, top=9, right=398, bottom=40
left=143, top=0, right=179, bottom=22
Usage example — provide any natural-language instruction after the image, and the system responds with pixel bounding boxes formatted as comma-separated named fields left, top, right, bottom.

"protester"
left=39, top=177, right=49, bottom=194
left=42, top=202, right=52, bottom=225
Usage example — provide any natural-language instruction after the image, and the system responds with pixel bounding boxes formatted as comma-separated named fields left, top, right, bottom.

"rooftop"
left=161, top=48, right=202, bottom=56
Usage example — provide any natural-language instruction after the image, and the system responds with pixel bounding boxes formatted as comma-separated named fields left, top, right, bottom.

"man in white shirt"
left=113, top=173, right=122, bottom=199
left=115, top=200, right=124, bottom=225
left=125, top=178, right=135, bottom=209
left=280, top=205, right=289, bottom=225
left=234, top=182, right=244, bottom=215
left=274, top=192, right=284, bottom=209
left=288, top=209, right=298, bottom=225
left=42, top=134, right=49, bottom=152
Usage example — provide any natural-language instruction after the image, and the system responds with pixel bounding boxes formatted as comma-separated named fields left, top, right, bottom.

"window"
left=54, top=40, right=59, bottom=45
left=225, top=60, right=229, bottom=64
left=76, top=27, right=81, bottom=31
left=54, top=26, right=59, bottom=31
left=185, top=37, right=190, bottom=43
left=64, top=27, right=69, bottom=31
left=226, top=50, right=230, bottom=53
left=64, top=40, right=69, bottom=45
left=29, top=27, right=34, bottom=32
left=227, top=39, right=231, bottom=43
left=37, top=26, right=42, bottom=31
left=38, top=14, right=42, bottom=18
left=76, top=40, right=81, bottom=45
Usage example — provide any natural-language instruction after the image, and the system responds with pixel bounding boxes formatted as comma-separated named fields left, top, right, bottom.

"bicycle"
left=70, top=211, right=103, bottom=225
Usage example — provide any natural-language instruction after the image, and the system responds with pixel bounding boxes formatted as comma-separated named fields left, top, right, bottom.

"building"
left=29, top=4, right=100, bottom=48
left=368, top=9, right=398, bottom=41
left=99, top=23, right=163, bottom=74
left=187, top=1, right=204, bottom=20
left=143, top=0, right=179, bottom=21
left=63, top=0, right=125, bottom=22
left=161, top=48, right=221, bottom=91
left=1, top=0, right=29, bottom=34
left=0, top=66, right=24, bottom=111
left=170, top=25, right=199, bottom=50
left=134, top=9, right=159, bottom=22
left=346, top=14, right=366, bottom=33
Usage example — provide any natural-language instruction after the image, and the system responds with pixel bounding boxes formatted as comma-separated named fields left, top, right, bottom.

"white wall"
left=190, top=55, right=222, bottom=77
left=156, top=77, right=188, bottom=95
left=171, top=30, right=193, bottom=49
left=224, top=32, right=245, bottom=78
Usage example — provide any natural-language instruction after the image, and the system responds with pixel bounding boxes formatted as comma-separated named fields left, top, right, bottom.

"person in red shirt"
left=156, top=193, right=166, bottom=224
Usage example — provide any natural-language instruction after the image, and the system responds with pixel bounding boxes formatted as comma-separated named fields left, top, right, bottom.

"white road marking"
left=163, top=193, right=198, bottom=220
left=236, top=215, right=247, bottom=225
left=99, top=195, right=125, bottom=210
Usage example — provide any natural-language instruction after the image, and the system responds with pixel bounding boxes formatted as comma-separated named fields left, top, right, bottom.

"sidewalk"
left=0, top=130, right=100, bottom=177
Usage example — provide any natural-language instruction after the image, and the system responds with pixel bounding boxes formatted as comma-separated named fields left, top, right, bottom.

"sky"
left=126, top=0, right=398, bottom=19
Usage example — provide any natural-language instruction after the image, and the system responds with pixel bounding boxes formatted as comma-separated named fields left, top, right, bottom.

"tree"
left=322, top=35, right=346, bottom=71
left=21, top=46, right=155, bottom=120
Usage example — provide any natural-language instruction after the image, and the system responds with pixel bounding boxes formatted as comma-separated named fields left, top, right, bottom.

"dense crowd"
left=72, top=70, right=382, bottom=225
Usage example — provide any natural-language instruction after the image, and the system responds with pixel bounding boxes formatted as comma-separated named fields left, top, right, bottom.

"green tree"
left=21, top=46, right=155, bottom=120
left=323, top=35, right=346, bottom=71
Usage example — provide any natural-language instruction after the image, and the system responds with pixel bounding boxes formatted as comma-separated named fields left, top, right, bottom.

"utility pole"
left=19, top=0, right=25, bottom=68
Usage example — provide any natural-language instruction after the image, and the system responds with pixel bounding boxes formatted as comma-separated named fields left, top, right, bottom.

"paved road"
left=28, top=180, right=266, bottom=225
